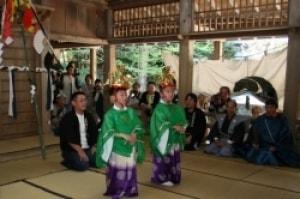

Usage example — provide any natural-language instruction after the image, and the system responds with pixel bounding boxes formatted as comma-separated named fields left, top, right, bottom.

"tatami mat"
left=27, top=170, right=192, bottom=199
left=0, top=152, right=64, bottom=185
left=180, top=152, right=263, bottom=180
left=245, top=167, right=300, bottom=193
left=0, top=182, right=63, bottom=199
left=1, top=146, right=300, bottom=199
left=136, top=162, right=300, bottom=199
left=0, top=134, right=59, bottom=154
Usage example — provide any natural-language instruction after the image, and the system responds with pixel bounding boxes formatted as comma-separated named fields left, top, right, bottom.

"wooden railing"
left=193, top=0, right=288, bottom=33
left=113, top=2, right=180, bottom=38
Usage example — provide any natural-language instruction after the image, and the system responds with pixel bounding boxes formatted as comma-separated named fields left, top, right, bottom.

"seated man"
left=204, top=100, right=247, bottom=157
left=139, top=81, right=160, bottom=129
left=59, top=91, right=98, bottom=171
left=139, top=81, right=160, bottom=116
left=209, top=86, right=231, bottom=114
left=234, top=106, right=262, bottom=157
left=128, top=82, right=142, bottom=110
left=246, top=99, right=300, bottom=167
left=184, top=93, right=207, bottom=150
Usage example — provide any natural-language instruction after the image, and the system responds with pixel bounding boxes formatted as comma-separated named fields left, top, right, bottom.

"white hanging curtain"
left=162, top=48, right=287, bottom=109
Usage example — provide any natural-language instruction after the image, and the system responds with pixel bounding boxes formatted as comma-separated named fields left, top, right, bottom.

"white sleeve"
left=158, top=129, right=169, bottom=155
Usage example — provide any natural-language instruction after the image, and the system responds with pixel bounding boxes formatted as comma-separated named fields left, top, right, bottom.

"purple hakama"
left=104, top=152, right=138, bottom=199
left=151, top=145, right=181, bottom=185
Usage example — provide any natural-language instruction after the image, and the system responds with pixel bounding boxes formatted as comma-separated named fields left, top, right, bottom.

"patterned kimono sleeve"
left=95, top=111, right=115, bottom=168
left=150, top=105, right=172, bottom=156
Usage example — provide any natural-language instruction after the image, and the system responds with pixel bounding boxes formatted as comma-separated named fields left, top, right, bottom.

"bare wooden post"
left=90, top=48, right=97, bottom=81
left=211, top=41, right=223, bottom=60
left=107, top=9, right=114, bottom=39
left=284, top=0, right=300, bottom=146
left=103, top=44, right=116, bottom=111
left=179, top=38, right=194, bottom=104
left=178, top=0, right=194, bottom=104
left=180, top=0, right=193, bottom=35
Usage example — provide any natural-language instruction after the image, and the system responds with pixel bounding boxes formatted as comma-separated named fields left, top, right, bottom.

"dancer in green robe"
left=150, top=67, right=187, bottom=186
left=96, top=71, right=145, bottom=199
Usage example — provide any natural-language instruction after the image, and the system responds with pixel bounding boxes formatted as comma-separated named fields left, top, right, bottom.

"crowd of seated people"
left=202, top=87, right=300, bottom=167
left=245, top=99, right=300, bottom=167
left=50, top=64, right=300, bottom=171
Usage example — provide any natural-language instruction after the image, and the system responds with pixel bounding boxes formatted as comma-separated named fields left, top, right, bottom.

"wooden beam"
left=49, top=33, right=108, bottom=45
left=51, top=41, right=103, bottom=48
left=68, top=0, right=108, bottom=8
left=187, top=26, right=288, bottom=39
left=108, top=35, right=179, bottom=44
left=108, top=0, right=178, bottom=10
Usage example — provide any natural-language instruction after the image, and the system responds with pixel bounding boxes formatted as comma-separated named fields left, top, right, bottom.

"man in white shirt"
left=59, top=91, right=98, bottom=171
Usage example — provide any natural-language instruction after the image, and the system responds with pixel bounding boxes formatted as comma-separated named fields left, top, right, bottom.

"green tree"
left=193, top=41, right=214, bottom=59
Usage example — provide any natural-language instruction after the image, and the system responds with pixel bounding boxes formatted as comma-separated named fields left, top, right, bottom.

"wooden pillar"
left=178, top=0, right=193, bottom=104
left=284, top=0, right=300, bottom=145
left=180, top=0, right=193, bottom=35
left=102, top=7, right=116, bottom=111
left=107, top=9, right=114, bottom=39
left=103, top=7, right=116, bottom=82
left=90, top=48, right=97, bottom=81
left=212, top=41, right=223, bottom=60
left=103, top=44, right=116, bottom=111
left=103, top=45, right=116, bottom=80
left=179, top=38, right=194, bottom=104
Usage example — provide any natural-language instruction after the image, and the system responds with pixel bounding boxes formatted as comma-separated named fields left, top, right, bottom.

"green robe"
left=150, top=102, right=187, bottom=156
left=96, top=106, right=145, bottom=168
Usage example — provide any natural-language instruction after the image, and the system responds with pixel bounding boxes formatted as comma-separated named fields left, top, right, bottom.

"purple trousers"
left=151, top=148, right=181, bottom=185
left=104, top=153, right=138, bottom=199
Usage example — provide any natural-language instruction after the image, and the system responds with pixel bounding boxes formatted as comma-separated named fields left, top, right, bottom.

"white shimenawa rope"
left=0, top=65, right=58, bottom=115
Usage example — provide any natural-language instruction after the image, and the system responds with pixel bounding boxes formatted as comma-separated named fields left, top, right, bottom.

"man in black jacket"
left=204, top=100, right=248, bottom=157
left=139, top=81, right=160, bottom=116
left=184, top=93, right=207, bottom=150
left=59, top=91, right=98, bottom=171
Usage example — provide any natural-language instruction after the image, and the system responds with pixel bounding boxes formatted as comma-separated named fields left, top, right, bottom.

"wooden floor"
left=1, top=135, right=300, bottom=199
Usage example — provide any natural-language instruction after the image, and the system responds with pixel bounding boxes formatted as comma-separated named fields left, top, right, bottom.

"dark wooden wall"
left=0, top=27, right=42, bottom=140
left=0, top=72, right=37, bottom=140
left=41, top=0, right=107, bottom=39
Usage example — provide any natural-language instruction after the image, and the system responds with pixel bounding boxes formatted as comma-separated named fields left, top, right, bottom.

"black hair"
left=95, top=79, right=102, bottom=84
left=147, top=81, right=156, bottom=86
left=227, top=99, right=237, bottom=107
left=220, top=86, right=231, bottom=95
left=85, top=74, right=92, bottom=82
left=185, top=92, right=197, bottom=103
left=133, top=82, right=140, bottom=87
left=71, top=91, right=86, bottom=101
left=66, top=61, right=75, bottom=70
left=265, top=98, right=278, bottom=108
